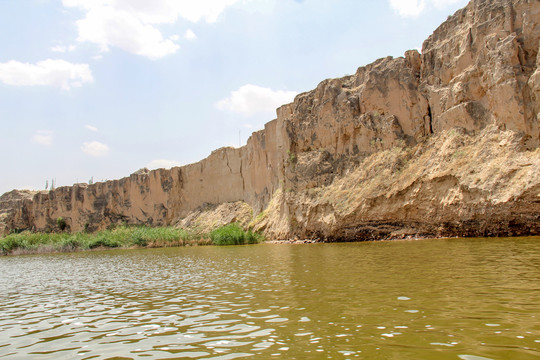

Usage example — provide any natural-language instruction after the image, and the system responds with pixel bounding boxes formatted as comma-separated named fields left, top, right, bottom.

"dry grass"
left=300, top=126, right=539, bottom=216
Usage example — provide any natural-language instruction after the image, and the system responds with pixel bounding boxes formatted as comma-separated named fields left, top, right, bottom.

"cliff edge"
left=3, top=0, right=539, bottom=240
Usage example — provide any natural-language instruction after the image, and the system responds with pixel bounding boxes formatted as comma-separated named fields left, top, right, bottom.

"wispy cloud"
left=51, top=44, right=76, bottom=53
left=32, top=130, right=53, bottom=146
left=51, top=45, right=67, bottom=53
left=0, top=59, right=93, bottom=90
left=85, top=124, right=98, bottom=132
left=146, top=159, right=180, bottom=169
left=81, top=141, right=109, bottom=157
left=216, top=84, right=298, bottom=116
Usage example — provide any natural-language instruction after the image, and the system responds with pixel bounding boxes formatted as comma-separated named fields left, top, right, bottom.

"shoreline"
left=265, top=233, right=540, bottom=245
left=3, top=233, right=538, bottom=257
left=265, top=235, right=452, bottom=245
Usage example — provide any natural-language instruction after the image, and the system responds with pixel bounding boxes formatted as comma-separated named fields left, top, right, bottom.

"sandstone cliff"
left=0, top=190, right=37, bottom=235
left=2, top=0, right=539, bottom=240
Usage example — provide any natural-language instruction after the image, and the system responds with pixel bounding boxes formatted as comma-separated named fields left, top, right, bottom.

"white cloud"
left=389, top=0, right=463, bottom=18
left=216, top=84, right=298, bottom=116
left=62, top=0, right=243, bottom=59
left=0, top=59, right=93, bottom=90
left=184, top=29, right=197, bottom=41
left=74, top=6, right=180, bottom=60
left=32, top=130, right=53, bottom=146
left=85, top=124, right=98, bottom=131
left=147, top=159, right=180, bottom=169
left=81, top=141, right=109, bottom=157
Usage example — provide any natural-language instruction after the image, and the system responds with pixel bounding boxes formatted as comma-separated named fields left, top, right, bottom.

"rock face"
left=2, top=0, right=540, bottom=239
left=421, top=0, right=540, bottom=142
left=0, top=190, right=37, bottom=234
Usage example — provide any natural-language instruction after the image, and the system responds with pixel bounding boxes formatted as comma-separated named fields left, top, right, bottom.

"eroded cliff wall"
left=254, top=0, right=540, bottom=239
left=3, top=0, right=540, bottom=239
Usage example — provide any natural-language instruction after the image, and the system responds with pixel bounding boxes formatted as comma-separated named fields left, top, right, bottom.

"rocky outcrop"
left=2, top=0, right=539, bottom=239
left=176, top=201, right=254, bottom=234
left=421, top=0, right=540, bottom=143
left=260, top=125, right=540, bottom=240
left=0, top=190, right=37, bottom=234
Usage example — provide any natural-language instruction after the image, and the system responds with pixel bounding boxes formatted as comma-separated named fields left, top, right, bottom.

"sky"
left=0, top=0, right=469, bottom=194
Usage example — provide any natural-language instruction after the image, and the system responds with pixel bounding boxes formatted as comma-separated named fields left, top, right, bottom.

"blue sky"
left=0, top=0, right=468, bottom=194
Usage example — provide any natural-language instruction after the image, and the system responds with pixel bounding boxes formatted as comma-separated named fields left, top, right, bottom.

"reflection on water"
left=0, top=237, right=539, bottom=359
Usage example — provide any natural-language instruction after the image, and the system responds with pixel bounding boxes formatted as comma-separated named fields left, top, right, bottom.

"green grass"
left=210, top=223, right=263, bottom=246
left=0, top=224, right=263, bottom=255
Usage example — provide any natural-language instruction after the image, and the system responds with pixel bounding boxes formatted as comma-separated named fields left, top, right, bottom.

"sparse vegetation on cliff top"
left=0, top=224, right=263, bottom=255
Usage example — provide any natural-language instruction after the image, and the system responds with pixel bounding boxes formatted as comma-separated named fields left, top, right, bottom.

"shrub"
left=131, top=230, right=148, bottom=247
left=57, top=217, right=67, bottom=231
left=245, top=230, right=264, bottom=244
left=86, top=238, right=108, bottom=249
left=60, top=237, right=80, bottom=251
left=0, top=236, right=18, bottom=255
left=287, top=150, right=297, bottom=165
left=210, top=224, right=263, bottom=246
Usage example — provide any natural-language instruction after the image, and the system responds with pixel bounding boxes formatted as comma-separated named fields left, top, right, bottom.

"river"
left=0, top=237, right=539, bottom=359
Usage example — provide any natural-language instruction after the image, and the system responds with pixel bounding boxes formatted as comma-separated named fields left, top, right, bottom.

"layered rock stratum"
left=2, top=0, right=539, bottom=240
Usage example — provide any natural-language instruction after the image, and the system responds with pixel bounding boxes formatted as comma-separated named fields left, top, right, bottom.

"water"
left=0, top=237, right=539, bottom=359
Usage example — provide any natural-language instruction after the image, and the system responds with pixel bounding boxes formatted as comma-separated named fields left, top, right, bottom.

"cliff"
left=2, top=0, right=539, bottom=240
left=0, top=190, right=37, bottom=235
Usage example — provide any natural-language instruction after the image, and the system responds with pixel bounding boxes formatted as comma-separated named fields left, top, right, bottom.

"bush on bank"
left=210, top=223, right=264, bottom=245
left=0, top=224, right=263, bottom=255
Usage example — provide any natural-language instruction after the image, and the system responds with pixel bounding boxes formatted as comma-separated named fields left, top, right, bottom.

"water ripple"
left=0, top=239, right=539, bottom=359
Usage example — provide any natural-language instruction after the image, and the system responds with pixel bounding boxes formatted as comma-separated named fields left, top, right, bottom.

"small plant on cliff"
left=287, top=150, right=297, bottom=165
left=452, top=150, right=466, bottom=159
left=255, top=211, right=267, bottom=222
left=57, top=217, right=67, bottom=231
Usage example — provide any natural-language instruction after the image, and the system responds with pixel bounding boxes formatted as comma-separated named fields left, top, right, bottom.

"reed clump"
left=210, top=223, right=264, bottom=246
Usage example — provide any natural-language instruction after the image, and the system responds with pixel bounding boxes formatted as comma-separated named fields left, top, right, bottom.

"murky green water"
left=0, top=238, right=539, bottom=359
